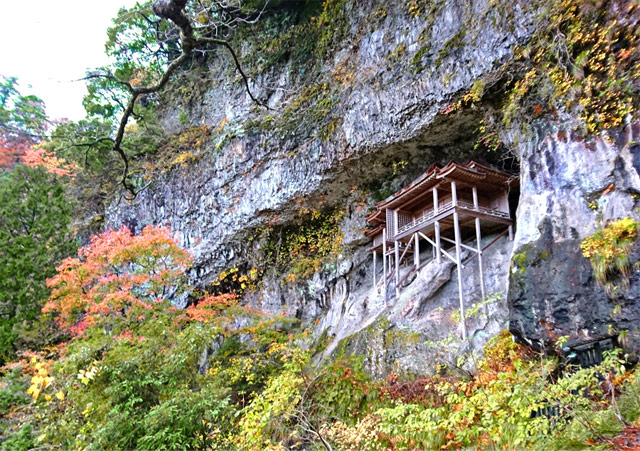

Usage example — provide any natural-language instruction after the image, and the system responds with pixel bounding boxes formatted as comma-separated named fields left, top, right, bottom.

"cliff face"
left=105, top=0, right=640, bottom=375
left=510, top=122, right=640, bottom=356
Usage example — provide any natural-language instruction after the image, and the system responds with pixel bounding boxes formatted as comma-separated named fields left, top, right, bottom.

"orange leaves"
left=21, top=146, right=78, bottom=177
left=179, top=293, right=238, bottom=323
left=44, top=225, right=193, bottom=335
left=0, top=136, right=30, bottom=170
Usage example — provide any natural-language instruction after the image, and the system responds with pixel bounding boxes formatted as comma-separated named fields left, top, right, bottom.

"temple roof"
left=366, top=160, right=518, bottom=226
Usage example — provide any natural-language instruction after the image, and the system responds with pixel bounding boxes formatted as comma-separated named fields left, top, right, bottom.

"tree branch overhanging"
left=111, top=0, right=268, bottom=198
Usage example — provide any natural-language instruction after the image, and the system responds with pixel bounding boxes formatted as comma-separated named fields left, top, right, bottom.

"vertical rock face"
left=106, top=0, right=531, bottom=288
left=509, top=122, right=640, bottom=355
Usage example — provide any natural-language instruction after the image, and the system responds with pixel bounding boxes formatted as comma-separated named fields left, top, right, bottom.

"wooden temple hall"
left=364, top=161, right=518, bottom=338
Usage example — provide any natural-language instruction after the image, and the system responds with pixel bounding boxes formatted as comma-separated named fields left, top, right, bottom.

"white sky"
left=0, top=0, right=139, bottom=121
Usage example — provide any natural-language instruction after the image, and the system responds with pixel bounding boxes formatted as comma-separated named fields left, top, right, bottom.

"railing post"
left=451, top=180, right=458, bottom=207
left=472, top=186, right=479, bottom=210
left=394, top=209, right=399, bottom=237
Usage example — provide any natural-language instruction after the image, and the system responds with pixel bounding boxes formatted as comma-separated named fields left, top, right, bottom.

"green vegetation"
left=2, top=218, right=640, bottom=450
left=0, top=165, right=76, bottom=362
left=3, top=1, right=640, bottom=450
left=321, top=332, right=640, bottom=450
left=260, top=208, right=345, bottom=284
left=581, top=217, right=640, bottom=290
left=450, top=0, right=640, bottom=149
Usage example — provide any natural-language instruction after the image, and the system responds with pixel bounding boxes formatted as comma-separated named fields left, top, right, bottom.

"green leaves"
left=0, top=75, right=47, bottom=140
left=0, top=165, right=76, bottom=361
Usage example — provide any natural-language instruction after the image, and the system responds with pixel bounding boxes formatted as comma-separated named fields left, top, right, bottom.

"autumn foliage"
left=0, top=136, right=30, bottom=170
left=21, top=146, right=78, bottom=177
left=43, top=226, right=192, bottom=335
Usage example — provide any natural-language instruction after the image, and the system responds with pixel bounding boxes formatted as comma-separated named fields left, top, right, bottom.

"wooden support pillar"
left=453, top=211, right=467, bottom=340
left=394, top=240, right=400, bottom=300
left=472, top=185, right=486, bottom=302
left=382, top=228, right=387, bottom=302
left=372, top=251, right=377, bottom=287
left=433, top=187, right=441, bottom=264
left=452, top=180, right=468, bottom=339
left=414, top=233, right=420, bottom=269
left=475, top=217, right=486, bottom=301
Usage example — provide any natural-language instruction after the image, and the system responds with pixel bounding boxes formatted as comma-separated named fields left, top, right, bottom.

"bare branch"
left=198, top=36, right=268, bottom=108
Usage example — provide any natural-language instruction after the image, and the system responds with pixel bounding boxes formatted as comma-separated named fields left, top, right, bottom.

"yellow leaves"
left=77, top=362, right=100, bottom=385
left=196, top=11, right=209, bottom=24
left=129, top=68, right=148, bottom=87
left=26, top=385, right=42, bottom=400
left=581, top=217, right=639, bottom=286
left=215, top=117, right=228, bottom=133
left=26, top=357, right=57, bottom=401
left=170, top=151, right=196, bottom=169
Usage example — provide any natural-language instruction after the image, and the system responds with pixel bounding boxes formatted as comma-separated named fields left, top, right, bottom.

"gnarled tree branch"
left=111, top=0, right=267, bottom=198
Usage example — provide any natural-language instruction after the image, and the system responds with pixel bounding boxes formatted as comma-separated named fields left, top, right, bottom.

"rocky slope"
left=105, top=0, right=640, bottom=375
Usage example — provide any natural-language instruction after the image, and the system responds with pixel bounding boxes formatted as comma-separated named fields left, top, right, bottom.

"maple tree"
left=21, top=147, right=78, bottom=177
left=43, top=225, right=192, bottom=335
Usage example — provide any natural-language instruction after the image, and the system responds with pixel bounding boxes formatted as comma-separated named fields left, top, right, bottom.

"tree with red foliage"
left=21, top=147, right=78, bottom=177
left=43, top=225, right=192, bottom=335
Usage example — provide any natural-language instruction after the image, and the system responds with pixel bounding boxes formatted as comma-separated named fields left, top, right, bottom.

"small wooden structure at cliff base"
left=364, top=160, right=519, bottom=338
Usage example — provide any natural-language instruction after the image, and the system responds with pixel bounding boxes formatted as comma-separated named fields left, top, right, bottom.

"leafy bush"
left=323, top=332, right=638, bottom=450
left=581, top=217, right=639, bottom=288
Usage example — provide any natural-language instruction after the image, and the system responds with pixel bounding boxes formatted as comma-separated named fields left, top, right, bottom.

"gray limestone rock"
left=508, top=122, right=640, bottom=357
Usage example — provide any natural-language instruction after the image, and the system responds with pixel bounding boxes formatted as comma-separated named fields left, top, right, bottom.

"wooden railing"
left=396, top=201, right=453, bottom=236
left=395, top=201, right=509, bottom=237
left=458, top=201, right=510, bottom=219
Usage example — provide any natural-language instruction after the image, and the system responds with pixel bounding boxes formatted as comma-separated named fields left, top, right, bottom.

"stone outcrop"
left=509, top=122, right=640, bottom=357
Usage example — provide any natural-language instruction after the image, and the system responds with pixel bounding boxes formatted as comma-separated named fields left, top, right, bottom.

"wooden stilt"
left=433, top=187, right=441, bottom=264
left=372, top=251, right=377, bottom=287
left=472, top=185, right=486, bottom=302
left=414, top=233, right=420, bottom=269
left=394, top=240, right=400, bottom=300
left=452, top=181, right=467, bottom=340
left=383, top=228, right=387, bottom=303
left=475, top=217, right=485, bottom=301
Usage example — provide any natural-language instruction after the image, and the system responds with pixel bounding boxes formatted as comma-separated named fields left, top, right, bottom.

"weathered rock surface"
left=321, top=235, right=513, bottom=378
left=509, top=122, right=640, bottom=357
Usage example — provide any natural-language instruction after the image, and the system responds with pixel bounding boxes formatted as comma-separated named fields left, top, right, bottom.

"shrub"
left=581, top=217, right=639, bottom=288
